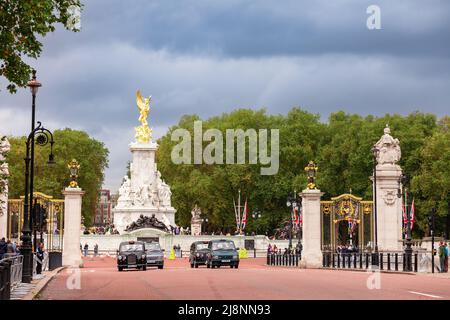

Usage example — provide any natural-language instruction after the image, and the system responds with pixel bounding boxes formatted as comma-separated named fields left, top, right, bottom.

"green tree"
left=0, top=0, right=82, bottom=93
left=156, top=108, right=445, bottom=237
left=7, top=128, right=108, bottom=226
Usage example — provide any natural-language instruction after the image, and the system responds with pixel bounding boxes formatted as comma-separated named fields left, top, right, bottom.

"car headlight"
left=118, top=255, right=123, bottom=260
left=232, top=255, right=238, bottom=259
left=196, top=253, right=200, bottom=257
left=213, top=255, right=219, bottom=260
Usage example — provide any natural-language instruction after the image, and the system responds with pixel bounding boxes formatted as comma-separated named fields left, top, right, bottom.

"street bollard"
left=395, top=253, right=398, bottom=271
left=387, top=253, right=391, bottom=271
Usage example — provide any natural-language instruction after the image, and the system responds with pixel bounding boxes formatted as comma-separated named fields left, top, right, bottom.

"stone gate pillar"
left=372, top=125, right=403, bottom=252
left=300, top=189, right=324, bottom=268
left=0, top=136, right=11, bottom=239
left=62, top=187, right=85, bottom=267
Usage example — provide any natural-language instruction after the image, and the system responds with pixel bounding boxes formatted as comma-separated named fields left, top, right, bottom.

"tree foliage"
left=7, top=128, right=108, bottom=226
left=0, top=0, right=82, bottom=93
left=157, top=108, right=448, bottom=238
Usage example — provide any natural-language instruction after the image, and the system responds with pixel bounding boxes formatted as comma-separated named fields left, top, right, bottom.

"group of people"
left=336, top=244, right=359, bottom=254
left=438, top=241, right=449, bottom=273
left=0, top=237, right=20, bottom=259
left=1, top=237, right=46, bottom=275
left=81, top=243, right=99, bottom=257
left=267, top=243, right=302, bottom=255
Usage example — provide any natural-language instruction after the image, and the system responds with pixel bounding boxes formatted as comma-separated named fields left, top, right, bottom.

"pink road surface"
left=38, top=256, right=450, bottom=300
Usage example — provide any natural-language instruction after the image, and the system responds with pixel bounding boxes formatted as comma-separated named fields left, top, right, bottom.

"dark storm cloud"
left=1, top=0, right=449, bottom=190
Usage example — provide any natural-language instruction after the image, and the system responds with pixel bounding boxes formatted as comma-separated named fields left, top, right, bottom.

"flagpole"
left=238, top=189, right=241, bottom=234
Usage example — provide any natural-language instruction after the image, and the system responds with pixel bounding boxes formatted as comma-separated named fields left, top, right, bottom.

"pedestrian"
left=36, top=242, right=44, bottom=274
left=0, top=237, right=6, bottom=260
left=267, top=244, right=272, bottom=254
left=84, top=243, right=89, bottom=257
left=94, top=243, right=99, bottom=257
left=438, top=242, right=446, bottom=273
left=5, top=240, right=15, bottom=257
left=445, top=242, right=449, bottom=273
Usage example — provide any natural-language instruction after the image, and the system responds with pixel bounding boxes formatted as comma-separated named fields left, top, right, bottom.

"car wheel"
left=230, top=265, right=233, bottom=268
left=217, top=265, right=221, bottom=268
left=206, top=262, right=210, bottom=268
left=158, top=265, right=163, bottom=269
left=190, top=263, right=194, bottom=268
left=118, top=267, right=123, bottom=272
left=142, top=265, right=147, bottom=271
left=195, top=263, right=199, bottom=268
left=235, top=264, right=239, bottom=269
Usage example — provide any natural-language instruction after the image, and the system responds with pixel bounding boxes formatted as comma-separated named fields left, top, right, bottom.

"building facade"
left=94, top=189, right=111, bottom=226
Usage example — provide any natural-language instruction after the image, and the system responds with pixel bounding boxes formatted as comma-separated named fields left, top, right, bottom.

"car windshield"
left=196, top=243, right=208, bottom=250
left=211, top=241, right=235, bottom=251
left=120, top=244, right=144, bottom=252
left=146, top=243, right=161, bottom=251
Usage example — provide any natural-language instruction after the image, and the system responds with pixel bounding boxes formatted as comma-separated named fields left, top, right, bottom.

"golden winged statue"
left=135, top=90, right=152, bottom=143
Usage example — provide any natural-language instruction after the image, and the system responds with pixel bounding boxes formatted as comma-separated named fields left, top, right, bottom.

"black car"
left=189, top=241, right=209, bottom=268
left=206, top=239, right=239, bottom=269
left=145, top=242, right=164, bottom=269
left=117, top=241, right=147, bottom=271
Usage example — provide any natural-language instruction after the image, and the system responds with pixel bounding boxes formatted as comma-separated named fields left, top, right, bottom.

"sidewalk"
left=10, top=267, right=65, bottom=300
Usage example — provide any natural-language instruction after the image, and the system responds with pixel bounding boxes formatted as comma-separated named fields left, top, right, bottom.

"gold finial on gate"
left=304, top=160, right=318, bottom=189
left=68, top=159, right=80, bottom=188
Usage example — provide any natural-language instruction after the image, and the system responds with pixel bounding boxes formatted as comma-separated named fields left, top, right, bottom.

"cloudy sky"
left=1, top=0, right=449, bottom=191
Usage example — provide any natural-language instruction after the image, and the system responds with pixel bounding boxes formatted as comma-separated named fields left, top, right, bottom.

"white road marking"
left=408, top=291, right=443, bottom=299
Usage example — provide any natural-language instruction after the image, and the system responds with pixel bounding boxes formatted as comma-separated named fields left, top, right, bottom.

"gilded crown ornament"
left=304, top=160, right=318, bottom=189
left=68, top=159, right=80, bottom=188
left=135, top=90, right=152, bottom=143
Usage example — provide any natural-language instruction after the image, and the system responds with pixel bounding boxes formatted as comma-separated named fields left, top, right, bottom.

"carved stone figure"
left=0, top=136, right=11, bottom=217
left=191, top=205, right=201, bottom=220
left=125, top=213, right=169, bottom=232
left=374, top=125, right=401, bottom=166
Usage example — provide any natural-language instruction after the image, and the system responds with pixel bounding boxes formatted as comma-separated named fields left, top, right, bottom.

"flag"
left=410, top=199, right=415, bottom=230
left=292, top=206, right=299, bottom=226
left=233, top=198, right=239, bottom=230
left=299, top=206, right=303, bottom=227
left=402, top=201, right=407, bottom=225
left=241, top=199, right=248, bottom=229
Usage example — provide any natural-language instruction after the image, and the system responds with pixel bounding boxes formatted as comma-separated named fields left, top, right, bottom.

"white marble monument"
left=372, top=125, right=403, bottom=251
left=0, top=136, right=11, bottom=239
left=113, top=91, right=176, bottom=234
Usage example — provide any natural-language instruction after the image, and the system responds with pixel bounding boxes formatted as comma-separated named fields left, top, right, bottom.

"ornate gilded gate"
left=7, top=192, right=64, bottom=251
left=321, top=194, right=373, bottom=251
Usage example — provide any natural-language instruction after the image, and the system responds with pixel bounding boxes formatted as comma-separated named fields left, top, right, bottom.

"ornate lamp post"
left=201, top=217, right=208, bottom=235
left=252, top=209, right=262, bottom=235
left=371, top=146, right=379, bottom=266
left=22, top=71, right=55, bottom=283
left=398, top=172, right=412, bottom=271
left=428, top=208, right=436, bottom=273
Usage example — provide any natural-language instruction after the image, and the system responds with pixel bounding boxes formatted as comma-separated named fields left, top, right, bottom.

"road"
left=38, top=256, right=450, bottom=300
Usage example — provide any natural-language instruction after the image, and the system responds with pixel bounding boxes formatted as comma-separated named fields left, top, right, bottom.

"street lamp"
left=371, top=146, right=379, bottom=266
left=252, top=209, right=262, bottom=235
left=201, top=217, right=208, bottom=234
left=398, top=172, right=412, bottom=271
left=21, top=71, right=55, bottom=283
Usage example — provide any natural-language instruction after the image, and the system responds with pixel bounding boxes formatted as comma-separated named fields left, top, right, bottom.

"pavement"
left=10, top=267, right=64, bottom=300
left=34, top=256, right=450, bottom=300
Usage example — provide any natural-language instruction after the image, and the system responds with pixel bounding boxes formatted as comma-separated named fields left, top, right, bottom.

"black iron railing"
left=266, top=253, right=301, bottom=267
left=322, top=251, right=419, bottom=272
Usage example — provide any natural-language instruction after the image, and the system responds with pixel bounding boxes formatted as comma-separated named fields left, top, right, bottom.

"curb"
left=22, top=266, right=66, bottom=300
left=320, top=267, right=416, bottom=275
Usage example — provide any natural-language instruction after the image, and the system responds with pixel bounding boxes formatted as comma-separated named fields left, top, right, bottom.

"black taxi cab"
left=117, top=240, right=147, bottom=271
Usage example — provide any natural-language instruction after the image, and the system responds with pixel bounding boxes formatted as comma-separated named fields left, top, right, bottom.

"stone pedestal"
left=113, top=141, right=176, bottom=234
left=191, top=219, right=202, bottom=236
left=300, top=189, right=324, bottom=268
left=373, top=164, right=403, bottom=251
left=62, top=187, right=85, bottom=268
left=0, top=204, right=7, bottom=239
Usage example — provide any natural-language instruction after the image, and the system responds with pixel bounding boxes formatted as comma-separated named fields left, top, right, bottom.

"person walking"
left=94, top=243, right=99, bottom=257
left=438, top=242, right=446, bottom=273
left=83, top=243, right=89, bottom=257
left=36, top=242, right=45, bottom=274
left=444, top=242, right=449, bottom=273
